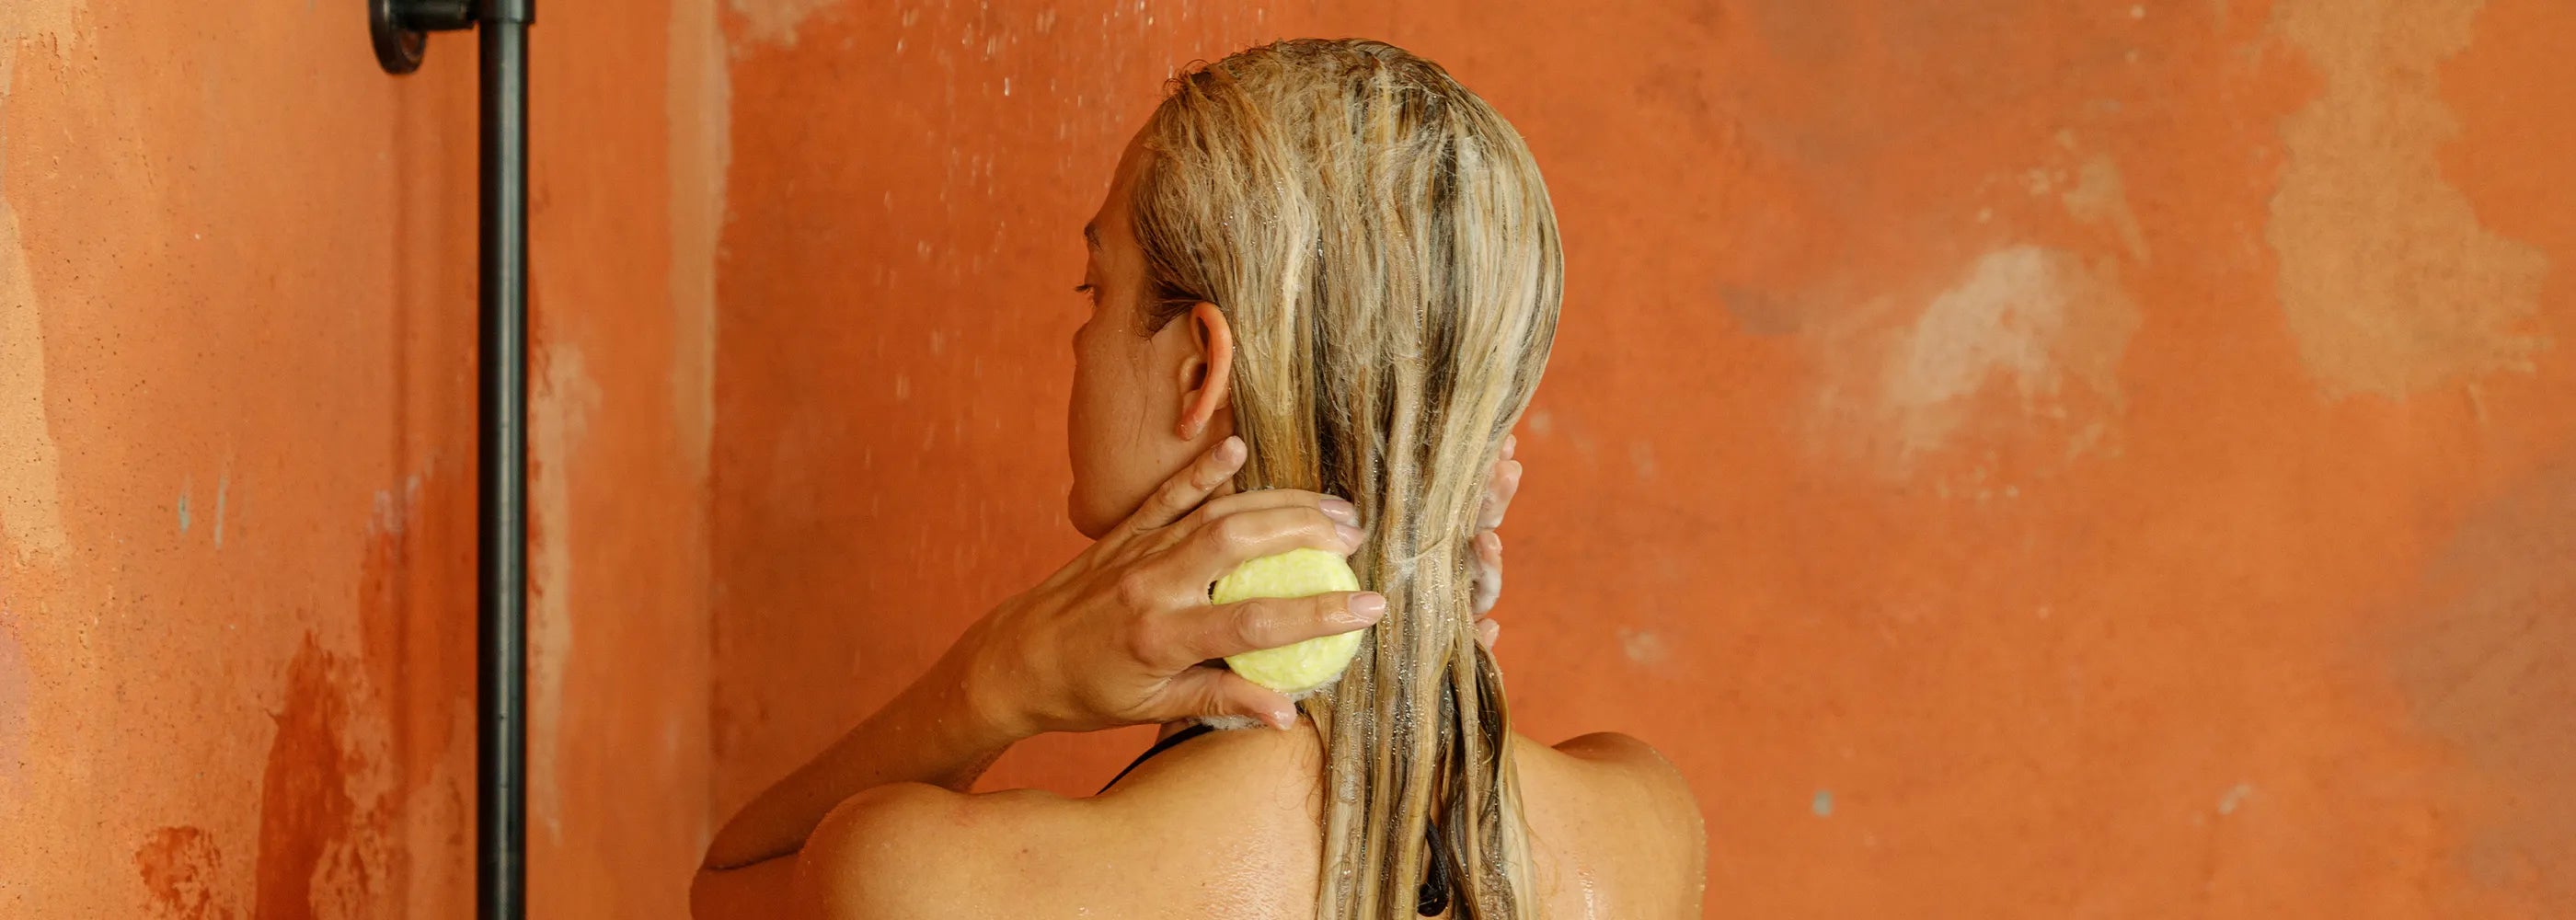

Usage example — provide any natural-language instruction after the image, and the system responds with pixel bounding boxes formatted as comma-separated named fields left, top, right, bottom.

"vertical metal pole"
left=368, top=1, right=534, bottom=914
left=477, top=1, right=533, bottom=917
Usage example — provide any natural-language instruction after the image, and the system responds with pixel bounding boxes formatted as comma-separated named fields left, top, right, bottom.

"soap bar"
left=1214, top=548, right=1366, bottom=696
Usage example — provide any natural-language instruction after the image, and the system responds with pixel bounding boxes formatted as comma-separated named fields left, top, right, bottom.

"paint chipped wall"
left=4, top=0, right=2570, bottom=916
left=0, top=0, right=718, bottom=916
left=710, top=0, right=2575, bottom=916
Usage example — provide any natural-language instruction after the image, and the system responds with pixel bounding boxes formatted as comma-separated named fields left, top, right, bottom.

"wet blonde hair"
left=1131, top=39, right=1563, bottom=920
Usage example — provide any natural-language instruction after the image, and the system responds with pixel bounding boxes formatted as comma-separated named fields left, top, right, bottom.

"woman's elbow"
left=690, top=857, right=799, bottom=920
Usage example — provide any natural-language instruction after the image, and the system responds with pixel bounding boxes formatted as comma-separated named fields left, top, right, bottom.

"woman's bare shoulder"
left=793, top=727, right=1323, bottom=920
left=791, top=727, right=1700, bottom=919
left=1523, top=730, right=1699, bottom=805
left=1120, top=727, right=1707, bottom=918
left=1511, top=731, right=1708, bottom=919
left=1137, top=727, right=1706, bottom=918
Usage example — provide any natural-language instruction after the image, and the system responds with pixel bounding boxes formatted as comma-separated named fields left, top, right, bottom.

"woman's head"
left=1064, top=132, right=1242, bottom=536
left=1068, top=39, right=1560, bottom=543
left=1068, top=39, right=1562, bottom=919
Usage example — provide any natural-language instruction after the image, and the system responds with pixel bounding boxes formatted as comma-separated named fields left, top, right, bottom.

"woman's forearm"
left=696, top=440, right=1399, bottom=876
left=700, top=620, right=1022, bottom=870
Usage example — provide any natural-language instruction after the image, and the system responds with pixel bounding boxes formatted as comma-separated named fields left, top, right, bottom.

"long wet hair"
left=1129, top=39, right=1564, bottom=920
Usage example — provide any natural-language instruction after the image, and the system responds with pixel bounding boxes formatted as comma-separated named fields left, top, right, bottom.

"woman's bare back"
left=792, top=726, right=1704, bottom=919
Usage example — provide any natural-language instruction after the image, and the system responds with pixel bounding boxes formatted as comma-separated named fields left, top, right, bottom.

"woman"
left=694, top=40, right=1705, bottom=919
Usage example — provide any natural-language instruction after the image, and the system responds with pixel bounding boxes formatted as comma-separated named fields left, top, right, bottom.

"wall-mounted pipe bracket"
left=369, top=0, right=474, bottom=75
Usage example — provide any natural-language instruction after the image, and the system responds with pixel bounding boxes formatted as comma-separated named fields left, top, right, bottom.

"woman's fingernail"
left=1215, top=436, right=1246, bottom=466
left=1271, top=707, right=1297, bottom=730
left=1318, top=496, right=1359, bottom=524
left=1335, top=523, right=1367, bottom=549
left=1348, top=592, right=1386, bottom=622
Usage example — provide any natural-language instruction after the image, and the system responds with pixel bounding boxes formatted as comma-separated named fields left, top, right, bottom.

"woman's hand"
left=697, top=434, right=1526, bottom=880
left=965, top=436, right=1381, bottom=734
left=1471, top=434, right=1522, bottom=650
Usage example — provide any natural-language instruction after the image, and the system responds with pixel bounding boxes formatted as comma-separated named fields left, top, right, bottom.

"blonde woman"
left=695, top=40, right=1704, bottom=920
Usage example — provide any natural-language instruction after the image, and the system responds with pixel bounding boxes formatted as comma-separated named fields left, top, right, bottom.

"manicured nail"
left=1318, top=496, right=1359, bottom=525
left=1348, top=592, right=1386, bottom=622
left=1335, top=523, right=1366, bottom=549
left=1271, top=707, right=1296, bottom=730
left=1478, top=619, right=1501, bottom=650
left=1214, top=436, right=1245, bottom=466
left=1502, top=434, right=1517, bottom=458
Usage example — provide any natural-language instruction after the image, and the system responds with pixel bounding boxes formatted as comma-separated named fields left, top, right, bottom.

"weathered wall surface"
left=5, top=0, right=2569, bottom=916
left=710, top=1, right=2574, bottom=916
left=0, top=0, right=718, bottom=915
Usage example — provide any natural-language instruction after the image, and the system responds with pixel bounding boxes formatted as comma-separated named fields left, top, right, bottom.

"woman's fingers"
left=1159, top=591, right=1384, bottom=667
left=1169, top=668, right=1300, bottom=730
left=1160, top=505, right=1363, bottom=586
left=1470, top=530, right=1504, bottom=615
left=1477, top=458, right=1522, bottom=531
left=1477, top=617, right=1501, bottom=651
left=1121, top=437, right=1248, bottom=534
left=1470, top=450, right=1516, bottom=617
left=1144, top=486, right=1353, bottom=558
left=1189, top=488, right=1354, bottom=528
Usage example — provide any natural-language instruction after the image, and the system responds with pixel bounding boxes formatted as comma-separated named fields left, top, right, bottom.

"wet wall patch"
left=2386, top=456, right=2576, bottom=908
left=252, top=636, right=390, bottom=919
left=134, top=825, right=233, bottom=920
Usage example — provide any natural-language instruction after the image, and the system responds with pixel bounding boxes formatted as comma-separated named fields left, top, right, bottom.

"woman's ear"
left=1176, top=302, right=1235, bottom=441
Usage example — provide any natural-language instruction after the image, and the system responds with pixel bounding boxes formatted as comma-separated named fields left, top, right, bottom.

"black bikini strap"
left=1097, top=722, right=1219, bottom=794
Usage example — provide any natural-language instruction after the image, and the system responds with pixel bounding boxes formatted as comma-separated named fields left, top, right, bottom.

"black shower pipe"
left=369, top=2, right=532, bottom=918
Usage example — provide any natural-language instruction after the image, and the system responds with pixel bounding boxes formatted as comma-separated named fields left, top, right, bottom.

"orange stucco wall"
left=709, top=1, right=2573, bottom=917
left=1, top=0, right=719, bottom=915
left=5, top=0, right=2570, bottom=917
